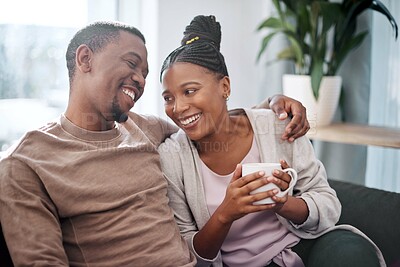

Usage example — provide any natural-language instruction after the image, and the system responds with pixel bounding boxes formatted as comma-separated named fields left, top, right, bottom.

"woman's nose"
left=173, top=97, right=189, bottom=114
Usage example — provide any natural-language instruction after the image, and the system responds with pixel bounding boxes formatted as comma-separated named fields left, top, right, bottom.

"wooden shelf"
left=307, top=123, right=400, bottom=149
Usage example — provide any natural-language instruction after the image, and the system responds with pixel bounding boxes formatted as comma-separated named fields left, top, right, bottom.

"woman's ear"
left=221, top=76, right=231, bottom=98
left=76, top=44, right=92, bottom=73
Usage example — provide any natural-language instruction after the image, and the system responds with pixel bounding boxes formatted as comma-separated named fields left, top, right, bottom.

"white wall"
left=134, top=0, right=271, bottom=118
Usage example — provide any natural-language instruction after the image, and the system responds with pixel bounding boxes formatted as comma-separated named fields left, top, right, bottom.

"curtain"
left=366, top=0, right=400, bottom=193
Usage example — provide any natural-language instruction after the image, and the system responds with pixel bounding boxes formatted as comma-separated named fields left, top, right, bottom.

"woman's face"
left=161, top=62, right=230, bottom=141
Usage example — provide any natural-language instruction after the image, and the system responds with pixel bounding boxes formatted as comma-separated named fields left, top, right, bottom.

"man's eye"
left=127, top=61, right=137, bottom=68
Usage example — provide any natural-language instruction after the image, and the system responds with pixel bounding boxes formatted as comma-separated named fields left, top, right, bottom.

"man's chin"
left=116, top=113, right=129, bottom=123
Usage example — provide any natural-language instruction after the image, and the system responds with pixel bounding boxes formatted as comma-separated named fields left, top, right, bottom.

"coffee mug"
left=242, top=163, right=298, bottom=205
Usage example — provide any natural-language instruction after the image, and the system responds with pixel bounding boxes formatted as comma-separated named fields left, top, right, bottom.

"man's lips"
left=122, top=85, right=141, bottom=102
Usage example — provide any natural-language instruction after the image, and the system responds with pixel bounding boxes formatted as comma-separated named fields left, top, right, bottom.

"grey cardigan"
left=158, top=109, right=385, bottom=267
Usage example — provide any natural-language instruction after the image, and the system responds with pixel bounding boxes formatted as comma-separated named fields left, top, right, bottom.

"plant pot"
left=282, top=74, right=342, bottom=128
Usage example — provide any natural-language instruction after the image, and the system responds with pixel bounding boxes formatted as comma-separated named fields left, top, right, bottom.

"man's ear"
left=76, top=44, right=92, bottom=73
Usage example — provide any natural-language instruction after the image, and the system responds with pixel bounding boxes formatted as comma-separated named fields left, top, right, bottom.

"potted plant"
left=257, top=0, right=398, bottom=126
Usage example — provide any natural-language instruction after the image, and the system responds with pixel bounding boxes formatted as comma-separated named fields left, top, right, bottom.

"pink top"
left=200, top=138, right=303, bottom=267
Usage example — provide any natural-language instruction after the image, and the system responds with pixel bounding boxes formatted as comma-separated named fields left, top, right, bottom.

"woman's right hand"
left=215, top=164, right=277, bottom=224
left=193, top=164, right=278, bottom=260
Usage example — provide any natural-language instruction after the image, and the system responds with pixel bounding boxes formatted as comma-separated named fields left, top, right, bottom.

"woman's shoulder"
left=158, top=130, right=192, bottom=156
left=243, top=108, right=289, bottom=135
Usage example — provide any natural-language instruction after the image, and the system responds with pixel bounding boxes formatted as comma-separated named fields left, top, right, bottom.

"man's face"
left=83, top=31, right=148, bottom=124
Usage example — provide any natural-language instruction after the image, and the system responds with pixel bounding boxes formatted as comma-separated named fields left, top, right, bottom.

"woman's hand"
left=266, top=160, right=293, bottom=211
left=267, top=159, right=309, bottom=224
left=193, top=164, right=277, bottom=259
left=215, top=164, right=277, bottom=224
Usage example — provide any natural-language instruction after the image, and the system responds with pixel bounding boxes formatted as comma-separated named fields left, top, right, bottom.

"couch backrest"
left=0, top=225, right=13, bottom=266
left=329, top=179, right=400, bottom=266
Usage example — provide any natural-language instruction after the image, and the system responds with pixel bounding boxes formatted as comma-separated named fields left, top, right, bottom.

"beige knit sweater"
left=0, top=112, right=195, bottom=266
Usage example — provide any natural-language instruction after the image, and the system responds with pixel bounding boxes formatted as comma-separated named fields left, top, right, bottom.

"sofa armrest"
left=329, top=179, right=400, bottom=266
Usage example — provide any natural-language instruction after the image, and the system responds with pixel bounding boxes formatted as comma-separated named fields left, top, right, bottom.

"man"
left=0, top=21, right=309, bottom=266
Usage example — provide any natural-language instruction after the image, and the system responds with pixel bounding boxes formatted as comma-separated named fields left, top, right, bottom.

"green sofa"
left=1, top=179, right=399, bottom=266
left=328, top=179, right=400, bottom=266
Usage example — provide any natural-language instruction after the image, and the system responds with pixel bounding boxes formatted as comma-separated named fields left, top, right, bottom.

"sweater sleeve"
left=246, top=108, right=341, bottom=237
left=0, top=157, right=69, bottom=266
left=127, top=112, right=179, bottom=146
left=158, top=137, right=216, bottom=267
left=282, top=135, right=342, bottom=234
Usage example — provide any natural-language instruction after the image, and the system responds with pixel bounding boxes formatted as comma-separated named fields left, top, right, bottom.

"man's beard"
left=111, top=97, right=128, bottom=123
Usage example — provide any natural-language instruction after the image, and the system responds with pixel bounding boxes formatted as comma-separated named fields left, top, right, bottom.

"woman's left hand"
left=267, top=159, right=292, bottom=210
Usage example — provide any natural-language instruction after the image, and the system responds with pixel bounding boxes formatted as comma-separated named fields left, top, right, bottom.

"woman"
left=158, top=15, right=383, bottom=267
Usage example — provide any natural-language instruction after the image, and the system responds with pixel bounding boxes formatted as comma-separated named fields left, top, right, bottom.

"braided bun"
left=160, top=15, right=228, bottom=81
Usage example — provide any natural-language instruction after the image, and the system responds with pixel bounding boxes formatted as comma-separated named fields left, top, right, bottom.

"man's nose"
left=131, top=72, right=146, bottom=89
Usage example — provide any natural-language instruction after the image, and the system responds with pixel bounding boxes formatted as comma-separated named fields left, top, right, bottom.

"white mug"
left=242, top=163, right=297, bottom=205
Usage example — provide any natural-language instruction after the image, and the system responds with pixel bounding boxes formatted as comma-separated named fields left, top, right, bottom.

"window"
left=0, top=0, right=147, bottom=152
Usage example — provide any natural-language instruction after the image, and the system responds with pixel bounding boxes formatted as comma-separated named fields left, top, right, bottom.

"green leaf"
left=256, top=31, right=279, bottom=61
left=257, top=17, right=284, bottom=30
left=310, top=58, right=324, bottom=99
left=370, top=0, right=398, bottom=39
left=332, top=31, right=368, bottom=74
left=319, top=2, right=341, bottom=33
left=287, top=36, right=304, bottom=68
left=277, top=46, right=297, bottom=61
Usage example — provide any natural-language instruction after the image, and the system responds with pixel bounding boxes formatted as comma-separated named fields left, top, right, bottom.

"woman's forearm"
left=192, top=208, right=233, bottom=260
left=276, top=196, right=309, bottom=225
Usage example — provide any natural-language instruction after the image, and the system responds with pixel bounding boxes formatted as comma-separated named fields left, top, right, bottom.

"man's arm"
left=255, top=94, right=310, bottom=142
left=0, top=158, right=69, bottom=266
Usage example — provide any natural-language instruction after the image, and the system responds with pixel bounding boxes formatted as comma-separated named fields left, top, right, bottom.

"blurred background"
left=0, top=0, right=399, bottom=192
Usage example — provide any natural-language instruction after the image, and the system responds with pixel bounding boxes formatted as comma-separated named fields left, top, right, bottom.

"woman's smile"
left=178, top=112, right=202, bottom=127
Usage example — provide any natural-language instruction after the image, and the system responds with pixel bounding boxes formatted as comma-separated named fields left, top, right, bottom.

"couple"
left=0, top=17, right=382, bottom=267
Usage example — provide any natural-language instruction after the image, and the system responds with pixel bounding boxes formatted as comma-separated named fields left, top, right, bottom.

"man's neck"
left=64, top=108, right=115, bottom=131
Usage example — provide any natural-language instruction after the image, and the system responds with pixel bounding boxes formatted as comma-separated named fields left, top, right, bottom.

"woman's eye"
left=163, top=95, right=172, bottom=102
left=185, top=89, right=196, bottom=95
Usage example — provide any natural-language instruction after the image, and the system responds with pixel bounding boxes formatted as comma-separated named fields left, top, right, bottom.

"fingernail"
left=289, top=137, right=294, bottom=142
left=279, top=113, right=286, bottom=119
left=259, top=171, right=265, bottom=176
left=273, top=189, right=279, bottom=194
left=273, top=170, right=279, bottom=175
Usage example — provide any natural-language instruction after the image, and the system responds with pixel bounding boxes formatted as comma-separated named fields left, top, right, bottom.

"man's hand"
left=257, top=94, right=310, bottom=142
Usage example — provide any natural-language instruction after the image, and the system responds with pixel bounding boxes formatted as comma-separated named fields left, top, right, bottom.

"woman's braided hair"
left=160, top=15, right=229, bottom=81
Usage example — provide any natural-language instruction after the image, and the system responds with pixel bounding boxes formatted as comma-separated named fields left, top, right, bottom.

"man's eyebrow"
left=125, top=51, right=142, bottom=61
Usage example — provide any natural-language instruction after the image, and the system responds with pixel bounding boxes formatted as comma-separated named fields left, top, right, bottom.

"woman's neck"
left=195, top=113, right=252, bottom=154
left=196, top=113, right=253, bottom=175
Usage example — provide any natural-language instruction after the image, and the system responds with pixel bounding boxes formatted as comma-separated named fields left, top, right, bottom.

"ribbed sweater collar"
left=60, top=114, right=121, bottom=142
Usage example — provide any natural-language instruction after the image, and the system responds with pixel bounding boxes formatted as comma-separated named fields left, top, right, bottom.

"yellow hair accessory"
left=185, top=36, right=200, bottom=45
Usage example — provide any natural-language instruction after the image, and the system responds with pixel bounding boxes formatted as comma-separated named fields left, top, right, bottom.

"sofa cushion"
left=329, top=179, right=400, bottom=266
